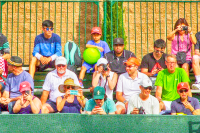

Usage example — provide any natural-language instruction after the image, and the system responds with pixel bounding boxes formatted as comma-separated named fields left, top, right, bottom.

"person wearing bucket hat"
left=56, top=78, right=85, bottom=113
left=92, top=58, right=118, bottom=100
left=0, top=56, right=34, bottom=114
left=127, top=78, right=159, bottom=115
left=171, top=82, right=200, bottom=115
left=29, top=20, right=62, bottom=78
left=13, top=81, right=41, bottom=114
left=85, top=86, right=116, bottom=115
left=41, top=56, right=80, bottom=114
left=104, top=38, right=136, bottom=75
left=78, top=27, right=110, bottom=88
left=115, top=57, right=149, bottom=114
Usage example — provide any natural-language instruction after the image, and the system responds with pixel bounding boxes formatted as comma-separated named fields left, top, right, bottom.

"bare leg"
left=182, top=63, right=189, bottom=77
left=0, top=84, right=2, bottom=98
left=41, top=103, right=55, bottom=114
left=29, top=57, right=38, bottom=78
left=115, top=105, right=126, bottom=114
left=192, top=55, right=200, bottom=76
left=79, top=66, right=87, bottom=80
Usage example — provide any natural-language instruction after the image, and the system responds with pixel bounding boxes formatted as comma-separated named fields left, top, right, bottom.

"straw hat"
left=58, top=78, right=81, bottom=93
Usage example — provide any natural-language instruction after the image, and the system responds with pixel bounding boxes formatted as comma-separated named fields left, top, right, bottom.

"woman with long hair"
left=167, top=18, right=196, bottom=76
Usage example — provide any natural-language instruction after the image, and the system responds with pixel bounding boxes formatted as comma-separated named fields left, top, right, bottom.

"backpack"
left=64, top=41, right=82, bottom=74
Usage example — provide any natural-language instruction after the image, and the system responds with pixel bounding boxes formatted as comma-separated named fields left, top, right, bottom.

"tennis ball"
left=83, top=48, right=101, bottom=64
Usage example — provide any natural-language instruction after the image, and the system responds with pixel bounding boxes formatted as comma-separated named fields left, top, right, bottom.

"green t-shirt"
left=154, top=68, right=190, bottom=101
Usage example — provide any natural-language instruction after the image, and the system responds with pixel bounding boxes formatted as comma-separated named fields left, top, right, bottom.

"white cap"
left=97, top=58, right=108, bottom=66
left=55, top=56, right=67, bottom=66
left=140, top=78, right=152, bottom=88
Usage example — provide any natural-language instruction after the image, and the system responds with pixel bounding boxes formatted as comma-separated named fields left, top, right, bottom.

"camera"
left=102, top=64, right=108, bottom=71
left=182, top=26, right=188, bottom=31
left=138, top=107, right=145, bottom=114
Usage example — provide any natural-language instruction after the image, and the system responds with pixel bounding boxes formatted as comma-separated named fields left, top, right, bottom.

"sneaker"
left=192, top=83, right=200, bottom=90
left=79, top=80, right=84, bottom=88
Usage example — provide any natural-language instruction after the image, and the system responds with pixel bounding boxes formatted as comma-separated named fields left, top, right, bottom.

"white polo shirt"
left=43, top=69, right=80, bottom=102
left=116, top=71, right=149, bottom=101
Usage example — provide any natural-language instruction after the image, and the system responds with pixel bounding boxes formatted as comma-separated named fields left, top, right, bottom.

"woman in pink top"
left=167, top=18, right=196, bottom=76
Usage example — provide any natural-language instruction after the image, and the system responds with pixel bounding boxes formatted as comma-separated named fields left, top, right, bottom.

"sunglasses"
left=143, top=87, right=152, bottom=90
left=57, top=64, right=66, bottom=67
left=155, top=50, right=164, bottom=53
left=66, top=86, right=75, bottom=89
left=126, top=65, right=135, bottom=68
left=44, top=27, right=54, bottom=31
left=179, top=89, right=188, bottom=93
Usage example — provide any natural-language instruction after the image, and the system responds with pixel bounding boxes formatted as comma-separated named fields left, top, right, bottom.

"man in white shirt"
left=127, top=78, right=159, bottom=114
left=41, top=56, right=80, bottom=113
left=115, top=57, right=149, bottom=114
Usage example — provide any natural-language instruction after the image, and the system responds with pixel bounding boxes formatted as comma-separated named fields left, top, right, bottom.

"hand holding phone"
left=25, top=90, right=30, bottom=95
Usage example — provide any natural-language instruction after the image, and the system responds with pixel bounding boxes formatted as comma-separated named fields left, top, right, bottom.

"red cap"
left=19, top=81, right=32, bottom=93
left=124, top=57, right=140, bottom=66
left=91, top=27, right=102, bottom=35
left=177, top=82, right=189, bottom=90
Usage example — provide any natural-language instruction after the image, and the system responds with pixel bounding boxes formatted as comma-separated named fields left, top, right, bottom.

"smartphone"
left=95, top=106, right=100, bottom=108
left=70, top=90, right=78, bottom=95
left=25, top=90, right=30, bottom=94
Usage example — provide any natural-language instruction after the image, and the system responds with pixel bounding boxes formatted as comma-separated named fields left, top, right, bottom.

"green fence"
left=0, top=0, right=200, bottom=64
left=0, top=114, right=200, bottom=132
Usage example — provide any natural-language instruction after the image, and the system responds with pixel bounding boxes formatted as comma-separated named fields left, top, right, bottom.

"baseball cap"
left=7, top=56, right=23, bottom=66
left=55, top=56, right=67, bottom=66
left=97, top=58, right=108, bottom=67
left=177, top=82, right=189, bottom=90
left=91, top=27, right=102, bottom=35
left=58, top=78, right=81, bottom=93
left=19, top=81, right=32, bottom=93
left=93, top=86, right=105, bottom=100
left=124, top=57, right=140, bottom=66
left=140, top=78, right=152, bottom=88
left=113, top=38, right=124, bottom=45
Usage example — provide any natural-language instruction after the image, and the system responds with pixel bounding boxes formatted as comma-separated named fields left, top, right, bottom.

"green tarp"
left=1, top=114, right=200, bottom=133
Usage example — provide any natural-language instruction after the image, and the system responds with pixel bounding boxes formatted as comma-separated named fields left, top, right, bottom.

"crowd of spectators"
left=0, top=18, right=199, bottom=115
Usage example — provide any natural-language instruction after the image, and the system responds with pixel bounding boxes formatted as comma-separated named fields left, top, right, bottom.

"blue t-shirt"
left=5, top=71, right=34, bottom=98
left=87, top=40, right=110, bottom=57
left=32, top=33, right=62, bottom=57
left=171, top=97, right=200, bottom=115
left=84, top=98, right=116, bottom=114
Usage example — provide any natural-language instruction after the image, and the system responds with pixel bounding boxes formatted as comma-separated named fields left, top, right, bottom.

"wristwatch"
left=123, top=100, right=128, bottom=104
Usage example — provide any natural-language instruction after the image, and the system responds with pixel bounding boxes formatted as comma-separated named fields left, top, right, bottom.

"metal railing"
left=0, top=0, right=200, bottom=64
